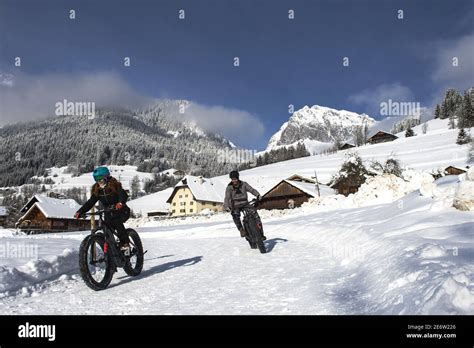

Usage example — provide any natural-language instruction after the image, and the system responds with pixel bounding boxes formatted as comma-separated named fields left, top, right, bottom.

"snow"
left=453, top=167, right=474, bottom=211
left=0, top=119, right=472, bottom=314
left=217, top=118, right=472, bottom=190
left=34, top=165, right=154, bottom=191
left=0, top=171, right=472, bottom=314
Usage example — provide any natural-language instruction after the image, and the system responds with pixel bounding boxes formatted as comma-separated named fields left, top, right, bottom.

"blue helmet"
left=93, top=166, right=110, bottom=182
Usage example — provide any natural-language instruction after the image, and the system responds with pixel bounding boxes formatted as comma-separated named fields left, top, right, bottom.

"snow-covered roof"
left=284, top=180, right=334, bottom=197
left=19, top=195, right=82, bottom=220
left=262, top=180, right=334, bottom=198
left=367, top=129, right=398, bottom=140
left=167, top=175, right=226, bottom=203
left=286, top=174, right=315, bottom=183
left=0, top=206, right=8, bottom=216
left=128, top=188, right=173, bottom=215
left=161, top=168, right=186, bottom=176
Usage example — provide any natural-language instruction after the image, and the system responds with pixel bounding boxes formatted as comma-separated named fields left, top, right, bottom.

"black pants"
left=231, top=205, right=261, bottom=232
left=105, top=211, right=130, bottom=245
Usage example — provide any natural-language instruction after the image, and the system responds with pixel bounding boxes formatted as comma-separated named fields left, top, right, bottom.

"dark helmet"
left=229, top=170, right=239, bottom=179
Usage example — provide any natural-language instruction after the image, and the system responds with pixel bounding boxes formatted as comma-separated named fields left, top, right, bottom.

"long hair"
left=91, top=177, right=122, bottom=197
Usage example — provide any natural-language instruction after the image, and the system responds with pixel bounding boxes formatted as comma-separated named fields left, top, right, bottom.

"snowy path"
left=1, top=189, right=473, bottom=314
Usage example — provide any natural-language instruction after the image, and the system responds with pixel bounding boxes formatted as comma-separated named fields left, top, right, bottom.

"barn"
left=259, top=179, right=334, bottom=210
left=444, top=166, right=468, bottom=176
left=16, top=194, right=93, bottom=233
left=340, top=143, right=356, bottom=150
left=367, top=130, right=398, bottom=144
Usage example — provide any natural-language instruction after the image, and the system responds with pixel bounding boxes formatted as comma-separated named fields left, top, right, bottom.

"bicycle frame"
left=83, top=209, right=127, bottom=268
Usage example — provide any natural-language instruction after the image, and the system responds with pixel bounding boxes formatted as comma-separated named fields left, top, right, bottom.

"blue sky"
left=0, top=0, right=473, bottom=149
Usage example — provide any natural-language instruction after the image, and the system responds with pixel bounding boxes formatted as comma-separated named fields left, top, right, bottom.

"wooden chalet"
left=367, top=131, right=398, bottom=144
left=16, top=194, right=93, bottom=233
left=444, top=166, right=468, bottom=176
left=259, top=180, right=334, bottom=210
left=340, top=143, right=356, bottom=150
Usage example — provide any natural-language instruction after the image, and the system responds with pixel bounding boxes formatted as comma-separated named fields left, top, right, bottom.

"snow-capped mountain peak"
left=266, top=105, right=376, bottom=151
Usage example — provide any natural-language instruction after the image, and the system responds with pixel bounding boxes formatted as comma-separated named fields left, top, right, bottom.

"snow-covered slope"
left=0, top=171, right=472, bottom=314
left=266, top=105, right=376, bottom=152
left=127, top=118, right=470, bottom=218
left=35, top=165, right=154, bottom=191
left=229, top=119, right=471, bottom=193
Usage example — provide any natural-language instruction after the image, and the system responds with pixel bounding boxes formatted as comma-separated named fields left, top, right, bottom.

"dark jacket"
left=224, top=180, right=260, bottom=210
left=77, top=177, right=130, bottom=221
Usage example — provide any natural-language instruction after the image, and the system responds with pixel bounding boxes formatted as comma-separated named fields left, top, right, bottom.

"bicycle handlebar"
left=79, top=207, right=117, bottom=218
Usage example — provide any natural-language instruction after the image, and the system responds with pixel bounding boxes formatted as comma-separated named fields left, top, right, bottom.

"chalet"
left=340, top=143, right=356, bottom=150
left=285, top=174, right=316, bottom=184
left=147, top=210, right=170, bottom=217
left=259, top=179, right=334, bottom=210
left=166, top=176, right=226, bottom=216
left=367, top=130, right=398, bottom=144
left=16, top=195, right=92, bottom=233
left=0, top=206, right=8, bottom=227
left=162, top=168, right=186, bottom=178
left=444, top=166, right=468, bottom=176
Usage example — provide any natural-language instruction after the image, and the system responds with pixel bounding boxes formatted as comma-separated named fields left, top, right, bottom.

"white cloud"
left=179, top=102, right=265, bottom=148
left=348, top=83, right=415, bottom=118
left=0, top=71, right=265, bottom=147
left=0, top=71, right=153, bottom=124
left=430, top=33, right=474, bottom=102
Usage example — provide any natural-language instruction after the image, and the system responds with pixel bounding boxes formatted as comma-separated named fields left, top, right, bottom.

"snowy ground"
left=0, top=173, right=473, bottom=315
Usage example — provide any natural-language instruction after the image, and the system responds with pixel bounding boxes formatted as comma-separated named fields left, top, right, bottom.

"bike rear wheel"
left=123, top=229, right=144, bottom=276
left=247, top=220, right=266, bottom=254
left=79, top=234, right=113, bottom=290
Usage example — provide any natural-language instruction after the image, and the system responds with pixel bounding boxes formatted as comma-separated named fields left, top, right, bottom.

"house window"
left=180, top=209, right=185, bottom=213
left=173, top=202, right=176, bottom=206
left=190, top=201, right=193, bottom=205
left=172, top=209, right=175, bottom=213
left=179, top=195, right=182, bottom=198
left=213, top=202, right=216, bottom=206
left=189, top=209, right=193, bottom=213
left=185, top=194, right=188, bottom=198
left=180, top=202, right=185, bottom=206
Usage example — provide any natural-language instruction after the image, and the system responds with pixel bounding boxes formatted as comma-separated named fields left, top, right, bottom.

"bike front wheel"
left=79, top=234, right=113, bottom=290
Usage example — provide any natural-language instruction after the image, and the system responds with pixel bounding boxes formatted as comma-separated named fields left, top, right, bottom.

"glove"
left=115, top=203, right=123, bottom=210
left=74, top=212, right=81, bottom=219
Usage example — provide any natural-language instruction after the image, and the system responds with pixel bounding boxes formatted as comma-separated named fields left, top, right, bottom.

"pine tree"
left=405, top=127, right=415, bottom=137
left=460, top=90, right=474, bottom=128
left=456, top=128, right=471, bottom=145
left=434, top=104, right=441, bottom=119
left=130, top=175, right=141, bottom=199
left=468, top=140, right=474, bottom=164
